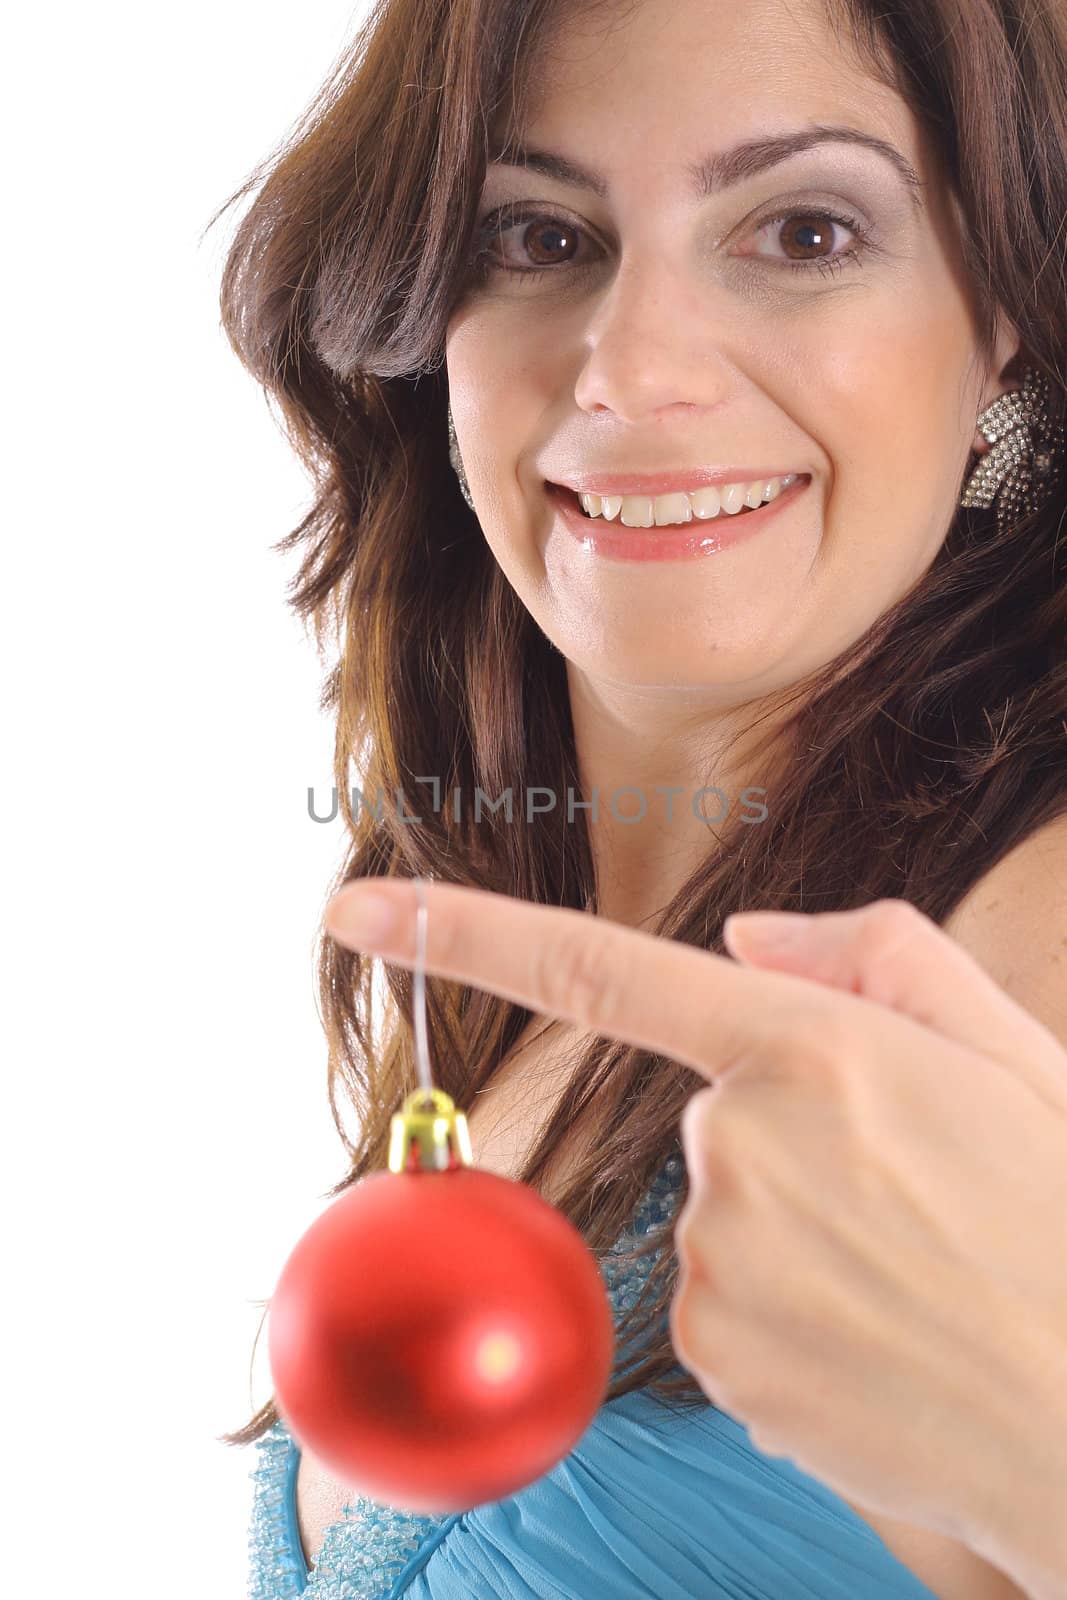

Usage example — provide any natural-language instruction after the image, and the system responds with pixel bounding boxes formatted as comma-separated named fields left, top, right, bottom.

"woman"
left=213, top=0, right=1067, bottom=1594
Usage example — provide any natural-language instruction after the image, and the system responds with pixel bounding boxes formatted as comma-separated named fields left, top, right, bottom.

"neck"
left=565, top=666, right=801, bottom=929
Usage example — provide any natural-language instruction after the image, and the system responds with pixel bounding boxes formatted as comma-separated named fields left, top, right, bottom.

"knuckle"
left=670, top=1281, right=744, bottom=1409
left=670, top=1269, right=716, bottom=1357
left=682, top=1087, right=772, bottom=1207
left=696, top=1097, right=752, bottom=1174
left=860, top=897, right=929, bottom=959
left=687, top=1081, right=764, bottom=1171
left=671, top=1191, right=702, bottom=1268
left=683, top=1093, right=747, bottom=1201
left=680, top=1084, right=718, bottom=1151
left=669, top=1280, right=700, bottom=1368
left=535, top=919, right=629, bottom=1026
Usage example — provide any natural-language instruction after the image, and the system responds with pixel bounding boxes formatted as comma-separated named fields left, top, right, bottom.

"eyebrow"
left=487, top=123, right=925, bottom=211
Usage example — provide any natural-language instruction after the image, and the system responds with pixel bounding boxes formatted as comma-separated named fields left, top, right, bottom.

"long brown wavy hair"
left=212, top=0, right=1067, bottom=1449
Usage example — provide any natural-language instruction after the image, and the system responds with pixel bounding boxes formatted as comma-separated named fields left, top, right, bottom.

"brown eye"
left=468, top=204, right=599, bottom=284
left=776, top=214, right=838, bottom=260
left=520, top=220, right=581, bottom=268
left=739, top=206, right=870, bottom=279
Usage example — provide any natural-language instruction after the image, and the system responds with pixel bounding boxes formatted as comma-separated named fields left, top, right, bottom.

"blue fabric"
left=384, top=1390, right=940, bottom=1599
left=247, top=1153, right=941, bottom=1599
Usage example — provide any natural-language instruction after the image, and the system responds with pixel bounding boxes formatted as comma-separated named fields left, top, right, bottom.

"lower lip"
left=546, top=478, right=809, bottom=563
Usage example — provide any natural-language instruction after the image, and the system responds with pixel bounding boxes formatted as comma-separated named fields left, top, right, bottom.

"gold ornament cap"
left=388, top=1087, right=474, bottom=1173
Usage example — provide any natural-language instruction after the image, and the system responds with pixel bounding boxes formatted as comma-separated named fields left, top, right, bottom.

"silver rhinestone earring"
left=959, top=365, right=1065, bottom=534
left=447, top=400, right=477, bottom=513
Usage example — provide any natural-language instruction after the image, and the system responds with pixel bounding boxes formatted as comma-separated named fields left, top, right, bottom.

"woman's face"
left=444, top=0, right=1019, bottom=697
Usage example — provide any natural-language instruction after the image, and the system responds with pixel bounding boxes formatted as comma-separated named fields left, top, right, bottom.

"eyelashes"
left=467, top=200, right=876, bottom=287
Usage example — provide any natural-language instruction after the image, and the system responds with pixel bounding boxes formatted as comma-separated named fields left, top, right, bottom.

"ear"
left=972, top=312, right=1026, bottom=454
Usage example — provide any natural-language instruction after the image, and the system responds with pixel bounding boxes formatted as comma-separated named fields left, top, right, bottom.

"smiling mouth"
left=547, top=479, right=806, bottom=525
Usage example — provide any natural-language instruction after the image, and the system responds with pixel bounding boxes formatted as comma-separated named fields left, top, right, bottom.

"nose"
left=571, top=254, right=741, bottom=425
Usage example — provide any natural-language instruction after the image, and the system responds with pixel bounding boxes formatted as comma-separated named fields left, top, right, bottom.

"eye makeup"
left=464, top=162, right=909, bottom=295
left=466, top=198, right=880, bottom=287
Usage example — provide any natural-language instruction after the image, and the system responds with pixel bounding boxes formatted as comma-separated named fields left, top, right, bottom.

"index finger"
left=323, top=876, right=836, bottom=1084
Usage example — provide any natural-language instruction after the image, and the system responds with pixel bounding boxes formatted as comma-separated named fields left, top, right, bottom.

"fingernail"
left=326, top=886, right=398, bottom=943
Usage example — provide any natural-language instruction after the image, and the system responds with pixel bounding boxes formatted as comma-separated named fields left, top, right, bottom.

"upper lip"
left=549, top=469, right=808, bottom=497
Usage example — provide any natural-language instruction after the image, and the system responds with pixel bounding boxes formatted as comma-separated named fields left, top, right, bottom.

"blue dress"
left=246, top=1155, right=940, bottom=1599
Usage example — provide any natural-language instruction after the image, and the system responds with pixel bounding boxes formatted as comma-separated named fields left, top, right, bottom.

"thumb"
left=722, top=900, right=1060, bottom=1088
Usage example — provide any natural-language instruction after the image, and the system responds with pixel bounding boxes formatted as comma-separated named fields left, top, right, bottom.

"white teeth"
left=653, top=492, right=692, bottom=528
left=576, top=474, right=799, bottom=525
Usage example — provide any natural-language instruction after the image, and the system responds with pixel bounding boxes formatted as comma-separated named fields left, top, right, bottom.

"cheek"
left=788, top=290, right=975, bottom=567
left=446, top=327, right=556, bottom=562
left=446, top=319, right=537, bottom=465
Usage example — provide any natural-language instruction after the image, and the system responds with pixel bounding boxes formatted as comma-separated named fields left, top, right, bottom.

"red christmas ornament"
left=268, top=1084, right=616, bottom=1514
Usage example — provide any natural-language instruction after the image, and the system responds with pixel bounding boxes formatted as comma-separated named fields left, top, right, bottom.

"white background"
left=6, top=2, right=377, bottom=1590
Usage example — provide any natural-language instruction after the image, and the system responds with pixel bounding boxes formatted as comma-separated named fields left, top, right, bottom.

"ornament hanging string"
left=412, top=876, right=434, bottom=1102
left=266, top=871, right=618, bottom=1511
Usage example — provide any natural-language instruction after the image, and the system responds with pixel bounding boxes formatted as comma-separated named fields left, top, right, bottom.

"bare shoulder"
left=294, top=1444, right=351, bottom=1573
left=941, top=808, right=1067, bottom=1050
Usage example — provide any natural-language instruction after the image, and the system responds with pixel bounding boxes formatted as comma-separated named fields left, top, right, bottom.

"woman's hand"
left=323, top=881, right=1067, bottom=1587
